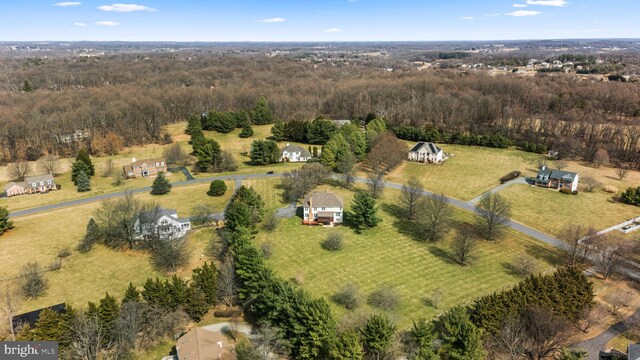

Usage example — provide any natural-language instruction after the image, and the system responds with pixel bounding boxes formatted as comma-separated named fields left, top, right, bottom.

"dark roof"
left=304, top=192, right=343, bottom=208
left=536, top=167, right=578, bottom=182
left=5, top=174, right=56, bottom=191
left=629, top=344, right=640, bottom=360
left=12, top=303, right=66, bottom=329
left=410, top=142, right=442, bottom=154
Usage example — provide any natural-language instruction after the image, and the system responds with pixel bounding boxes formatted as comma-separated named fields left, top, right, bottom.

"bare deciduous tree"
left=490, top=315, right=525, bottom=360
left=450, top=227, right=478, bottom=266
left=8, top=162, right=30, bottom=181
left=476, top=193, right=512, bottom=240
left=520, top=307, right=575, bottom=360
left=431, top=289, right=443, bottom=309
left=37, top=155, right=60, bottom=176
left=417, top=193, right=453, bottom=242
left=18, top=262, right=48, bottom=299
left=593, top=148, right=609, bottom=168
left=557, top=224, right=595, bottom=266
left=575, top=305, right=609, bottom=333
left=400, top=176, right=424, bottom=220
left=102, top=158, right=114, bottom=177
left=191, top=204, right=214, bottom=226
left=591, top=233, right=632, bottom=280
left=253, top=325, right=291, bottom=359
left=604, top=291, right=635, bottom=315
left=368, top=169, right=385, bottom=199
left=218, top=256, right=237, bottom=307
left=616, top=167, right=629, bottom=181
left=581, top=176, right=601, bottom=192
left=0, top=286, right=21, bottom=341
left=554, top=161, right=568, bottom=171
left=69, top=312, right=105, bottom=360
left=163, top=142, right=189, bottom=166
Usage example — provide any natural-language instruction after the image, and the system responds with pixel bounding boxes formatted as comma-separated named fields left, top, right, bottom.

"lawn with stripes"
left=254, top=184, right=560, bottom=329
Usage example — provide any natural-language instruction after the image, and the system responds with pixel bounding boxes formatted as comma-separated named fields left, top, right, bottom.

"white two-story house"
left=302, top=192, right=343, bottom=226
left=408, top=142, right=445, bottom=164
left=134, top=208, right=191, bottom=240
left=280, top=143, right=312, bottom=162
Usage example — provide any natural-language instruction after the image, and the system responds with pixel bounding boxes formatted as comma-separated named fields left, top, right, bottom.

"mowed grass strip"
left=135, top=180, right=234, bottom=216
left=256, top=184, right=559, bottom=329
left=243, top=178, right=288, bottom=212
left=386, top=144, right=543, bottom=201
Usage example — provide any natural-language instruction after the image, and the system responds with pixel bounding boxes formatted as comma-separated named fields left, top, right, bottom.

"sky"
left=0, top=0, right=638, bottom=42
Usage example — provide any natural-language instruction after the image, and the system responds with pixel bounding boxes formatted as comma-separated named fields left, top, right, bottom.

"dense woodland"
left=1, top=53, right=640, bottom=167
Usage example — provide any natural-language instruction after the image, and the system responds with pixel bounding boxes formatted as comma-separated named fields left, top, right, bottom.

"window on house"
left=32, top=183, right=36, bottom=187
left=322, top=207, right=326, bottom=210
left=47, top=180, right=51, bottom=184
left=40, top=181, right=44, bottom=185
left=313, top=207, right=317, bottom=211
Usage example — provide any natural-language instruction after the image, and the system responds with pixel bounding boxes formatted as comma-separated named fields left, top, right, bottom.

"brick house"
left=534, top=166, right=580, bottom=192
left=4, top=174, right=57, bottom=197
left=123, top=158, right=167, bottom=179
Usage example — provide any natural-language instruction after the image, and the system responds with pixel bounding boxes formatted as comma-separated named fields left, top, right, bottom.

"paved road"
left=202, top=322, right=253, bottom=337
left=9, top=173, right=282, bottom=218
left=573, top=308, right=640, bottom=360
left=168, top=166, right=196, bottom=181
left=9, top=172, right=640, bottom=281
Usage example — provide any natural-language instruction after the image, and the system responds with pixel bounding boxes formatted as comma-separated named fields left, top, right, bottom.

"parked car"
left=623, top=225, right=632, bottom=230
left=266, top=171, right=275, bottom=174
left=500, top=171, right=521, bottom=184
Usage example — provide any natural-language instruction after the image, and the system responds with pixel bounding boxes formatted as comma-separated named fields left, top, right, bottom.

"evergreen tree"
left=360, top=314, right=396, bottom=359
left=185, top=286, right=209, bottom=321
left=340, top=123, right=367, bottom=160
left=234, top=186, right=265, bottom=223
left=329, top=331, right=364, bottom=360
left=141, top=277, right=165, bottom=307
left=208, top=180, right=227, bottom=196
left=75, top=170, right=91, bottom=192
left=192, top=262, right=218, bottom=305
left=239, top=120, right=254, bottom=138
left=71, top=160, right=91, bottom=185
left=407, top=319, right=438, bottom=360
left=32, top=308, right=64, bottom=341
left=205, top=111, right=237, bottom=133
left=251, top=96, right=274, bottom=125
left=77, top=218, right=99, bottom=253
left=306, top=118, right=337, bottom=144
left=350, top=192, right=382, bottom=231
left=0, top=206, right=14, bottom=235
left=436, top=307, right=486, bottom=360
left=187, top=114, right=206, bottom=147
left=250, top=139, right=279, bottom=165
left=151, top=172, right=172, bottom=195
left=193, top=138, right=222, bottom=172
left=86, top=301, right=98, bottom=318
left=97, top=293, right=120, bottom=345
left=271, top=120, right=286, bottom=141
left=21, top=79, right=34, bottom=93
left=76, top=148, right=95, bottom=176
left=225, top=201, right=254, bottom=232
left=122, top=282, right=141, bottom=304
left=320, top=133, right=351, bottom=170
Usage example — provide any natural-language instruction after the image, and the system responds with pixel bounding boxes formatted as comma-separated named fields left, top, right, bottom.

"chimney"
left=132, top=158, right=136, bottom=163
left=540, top=165, right=546, bottom=171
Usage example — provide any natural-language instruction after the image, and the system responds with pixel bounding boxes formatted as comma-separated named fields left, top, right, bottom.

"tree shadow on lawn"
left=523, top=243, right=563, bottom=266
left=426, top=245, right=459, bottom=266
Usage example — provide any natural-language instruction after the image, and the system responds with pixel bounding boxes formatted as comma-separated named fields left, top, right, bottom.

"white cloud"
left=461, top=16, right=475, bottom=20
left=484, top=13, right=501, bottom=16
left=323, top=28, right=343, bottom=33
left=94, top=21, right=120, bottom=26
left=97, top=3, right=157, bottom=12
left=54, top=2, right=81, bottom=6
left=257, top=17, right=286, bottom=23
left=507, top=10, right=543, bottom=16
left=526, top=0, right=568, bottom=6
left=513, top=4, right=528, bottom=7
left=73, top=22, right=87, bottom=26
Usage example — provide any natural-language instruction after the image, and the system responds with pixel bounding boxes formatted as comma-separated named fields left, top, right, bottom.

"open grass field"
left=0, top=198, right=217, bottom=313
left=242, top=177, right=288, bottom=212
left=135, top=180, right=235, bottom=216
left=499, top=161, right=640, bottom=236
left=385, top=144, right=543, bottom=201
left=255, top=183, right=560, bottom=329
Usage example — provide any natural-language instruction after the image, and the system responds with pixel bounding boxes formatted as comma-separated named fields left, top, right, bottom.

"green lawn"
left=500, top=184, right=640, bottom=238
left=386, top=144, right=543, bottom=201
left=0, top=199, right=217, bottom=313
left=255, top=184, right=559, bottom=329
left=243, top=178, right=288, bottom=212
left=135, top=180, right=234, bottom=216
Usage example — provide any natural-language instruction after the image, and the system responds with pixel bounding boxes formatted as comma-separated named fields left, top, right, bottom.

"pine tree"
left=187, top=114, right=206, bottom=147
left=77, top=218, right=99, bottom=253
left=192, top=262, right=218, bottom=306
left=151, top=172, right=172, bottom=195
left=330, top=331, right=364, bottom=360
left=0, top=206, right=14, bottom=235
left=251, top=96, right=274, bottom=125
left=122, top=282, right=141, bottom=304
left=71, top=160, right=91, bottom=185
left=32, top=308, right=64, bottom=341
left=76, top=170, right=91, bottom=192
left=225, top=201, right=254, bottom=232
left=207, top=180, right=227, bottom=196
left=168, top=275, right=190, bottom=310
left=21, top=80, right=34, bottom=93
left=86, top=301, right=98, bottom=318
left=350, top=192, right=382, bottom=231
left=97, top=293, right=120, bottom=345
left=436, top=307, right=486, bottom=360
left=408, top=319, right=438, bottom=360
left=271, top=121, right=286, bottom=141
left=185, top=286, right=209, bottom=321
left=239, top=120, right=254, bottom=138
left=360, top=314, right=396, bottom=359
left=76, top=148, right=95, bottom=176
